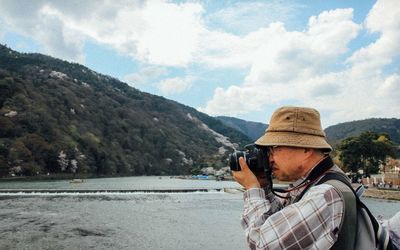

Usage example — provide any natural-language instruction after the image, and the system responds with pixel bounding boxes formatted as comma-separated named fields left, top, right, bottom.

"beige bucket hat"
left=255, top=106, right=332, bottom=151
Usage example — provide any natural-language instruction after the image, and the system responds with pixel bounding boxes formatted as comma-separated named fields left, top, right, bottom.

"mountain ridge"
left=0, top=44, right=251, bottom=177
left=1, top=44, right=398, bottom=178
left=216, top=116, right=267, bottom=141
left=217, top=115, right=400, bottom=146
left=324, top=118, right=400, bottom=145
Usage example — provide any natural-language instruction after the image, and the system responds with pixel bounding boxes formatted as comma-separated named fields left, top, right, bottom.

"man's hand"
left=232, top=157, right=261, bottom=190
left=254, top=169, right=269, bottom=190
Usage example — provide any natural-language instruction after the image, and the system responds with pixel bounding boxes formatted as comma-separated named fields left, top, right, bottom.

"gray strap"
left=326, top=179, right=357, bottom=250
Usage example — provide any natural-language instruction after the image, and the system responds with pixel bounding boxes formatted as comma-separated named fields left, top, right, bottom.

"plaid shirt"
left=241, top=183, right=344, bottom=250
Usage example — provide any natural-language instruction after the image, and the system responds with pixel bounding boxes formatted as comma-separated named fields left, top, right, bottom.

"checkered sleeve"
left=241, top=184, right=344, bottom=250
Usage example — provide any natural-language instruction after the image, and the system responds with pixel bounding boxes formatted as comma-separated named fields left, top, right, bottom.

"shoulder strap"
left=325, top=178, right=357, bottom=250
left=293, top=171, right=357, bottom=249
left=319, top=172, right=394, bottom=250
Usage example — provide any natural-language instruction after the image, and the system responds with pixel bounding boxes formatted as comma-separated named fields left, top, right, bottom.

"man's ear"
left=303, top=148, right=314, bottom=158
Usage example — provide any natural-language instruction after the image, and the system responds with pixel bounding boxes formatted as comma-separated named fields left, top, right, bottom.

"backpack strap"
left=293, top=166, right=394, bottom=250
left=324, top=178, right=357, bottom=250
left=319, top=172, right=394, bottom=250
left=293, top=171, right=357, bottom=249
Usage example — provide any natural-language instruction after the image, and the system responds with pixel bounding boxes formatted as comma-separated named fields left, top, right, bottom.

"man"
left=233, top=106, right=347, bottom=249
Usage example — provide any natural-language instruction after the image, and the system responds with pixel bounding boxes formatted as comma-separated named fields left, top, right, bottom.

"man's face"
left=268, top=146, right=307, bottom=182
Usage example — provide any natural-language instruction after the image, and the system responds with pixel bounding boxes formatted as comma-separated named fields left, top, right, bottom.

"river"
left=0, top=176, right=399, bottom=250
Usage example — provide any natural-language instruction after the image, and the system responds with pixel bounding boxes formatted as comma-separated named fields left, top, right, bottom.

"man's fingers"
left=239, top=157, right=249, bottom=171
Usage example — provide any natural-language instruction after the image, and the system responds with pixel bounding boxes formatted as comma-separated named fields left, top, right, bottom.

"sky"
left=0, top=0, right=399, bottom=128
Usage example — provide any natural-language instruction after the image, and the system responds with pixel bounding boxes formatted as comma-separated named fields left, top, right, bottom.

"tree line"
left=334, top=131, right=398, bottom=176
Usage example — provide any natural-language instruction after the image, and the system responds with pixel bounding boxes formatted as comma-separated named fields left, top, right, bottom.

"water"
left=0, top=176, right=242, bottom=190
left=0, top=177, right=399, bottom=250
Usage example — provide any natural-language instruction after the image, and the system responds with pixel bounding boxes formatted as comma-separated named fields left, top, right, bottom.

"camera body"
left=229, top=144, right=270, bottom=173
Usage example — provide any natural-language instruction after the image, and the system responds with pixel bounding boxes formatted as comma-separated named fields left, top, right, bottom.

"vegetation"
left=216, top=116, right=267, bottom=141
left=336, top=131, right=396, bottom=175
left=218, top=116, right=400, bottom=147
left=325, top=118, right=400, bottom=146
left=1, top=44, right=399, bottom=179
left=0, top=44, right=251, bottom=178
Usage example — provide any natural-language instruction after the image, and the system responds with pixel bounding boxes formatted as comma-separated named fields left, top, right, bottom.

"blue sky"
left=0, top=0, right=399, bottom=127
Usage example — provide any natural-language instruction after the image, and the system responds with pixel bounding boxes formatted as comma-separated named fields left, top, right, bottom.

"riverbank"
left=273, top=180, right=400, bottom=201
left=2, top=175, right=399, bottom=201
left=0, top=173, right=118, bottom=182
left=363, top=187, right=400, bottom=201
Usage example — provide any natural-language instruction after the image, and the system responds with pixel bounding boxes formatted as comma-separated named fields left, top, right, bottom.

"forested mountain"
left=216, top=116, right=267, bottom=141
left=1, top=44, right=398, bottom=178
left=217, top=115, right=400, bottom=147
left=0, top=44, right=251, bottom=177
left=325, top=118, right=400, bottom=146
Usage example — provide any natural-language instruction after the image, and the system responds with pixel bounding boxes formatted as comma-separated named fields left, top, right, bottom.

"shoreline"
left=1, top=175, right=399, bottom=201
left=272, top=180, right=400, bottom=201
left=362, top=187, right=400, bottom=201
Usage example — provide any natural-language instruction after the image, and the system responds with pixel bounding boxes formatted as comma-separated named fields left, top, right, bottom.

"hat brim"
left=255, top=131, right=332, bottom=151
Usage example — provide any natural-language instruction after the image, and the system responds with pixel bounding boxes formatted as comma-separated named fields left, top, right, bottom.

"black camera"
left=229, top=144, right=270, bottom=173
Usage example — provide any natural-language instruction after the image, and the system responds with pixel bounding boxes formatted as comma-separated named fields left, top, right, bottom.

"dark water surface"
left=0, top=177, right=399, bottom=250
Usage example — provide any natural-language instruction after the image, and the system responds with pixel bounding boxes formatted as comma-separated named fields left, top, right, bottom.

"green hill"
left=0, top=44, right=251, bottom=177
left=216, top=116, right=267, bottom=142
left=217, top=115, right=400, bottom=148
left=325, top=118, right=400, bottom=146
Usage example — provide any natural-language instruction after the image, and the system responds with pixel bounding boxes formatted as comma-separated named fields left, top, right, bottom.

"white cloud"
left=0, top=0, right=302, bottom=69
left=158, top=76, right=193, bottom=95
left=347, top=0, right=400, bottom=77
left=365, top=0, right=400, bottom=32
left=199, top=2, right=400, bottom=126
left=0, top=0, right=204, bottom=66
left=377, top=74, right=400, bottom=98
left=1, top=0, right=399, bottom=126
left=123, top=66, right=168, bottom=87
left=0, top=0, right=87, bottom=62
left=59, top=0, right=204, bottom=67
left=307, top=73, right=343, bottom=98
left=199, top=8, right=360, bottom=72
left=198, top=85, right=274, bottom=116
left=199, top=9, right=361, bottom=119
left=205, top=1, right=300, bottom=35
left=135, top=1, right=204, bottom=66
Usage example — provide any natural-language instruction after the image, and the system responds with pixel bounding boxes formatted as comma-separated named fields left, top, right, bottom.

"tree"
left=0, top=116, right=14, bottom=137
left=0, top=156, right=9, bottom=176
left=337, top=131, right=396, bottom=175
left=58, top=150, right=69, bottom=171
left=21, top=133, right=51, bottom=168
left=9, top=140, right=33, bottom=164
left=70, top=159, right=78, bottom=176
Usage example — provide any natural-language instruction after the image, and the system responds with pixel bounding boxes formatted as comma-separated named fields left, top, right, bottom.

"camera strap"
left=272, top=156, right=334, bottom=199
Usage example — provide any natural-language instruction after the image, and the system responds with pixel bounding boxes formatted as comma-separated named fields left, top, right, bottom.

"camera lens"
left=229, top=151, right=244, bottom=171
